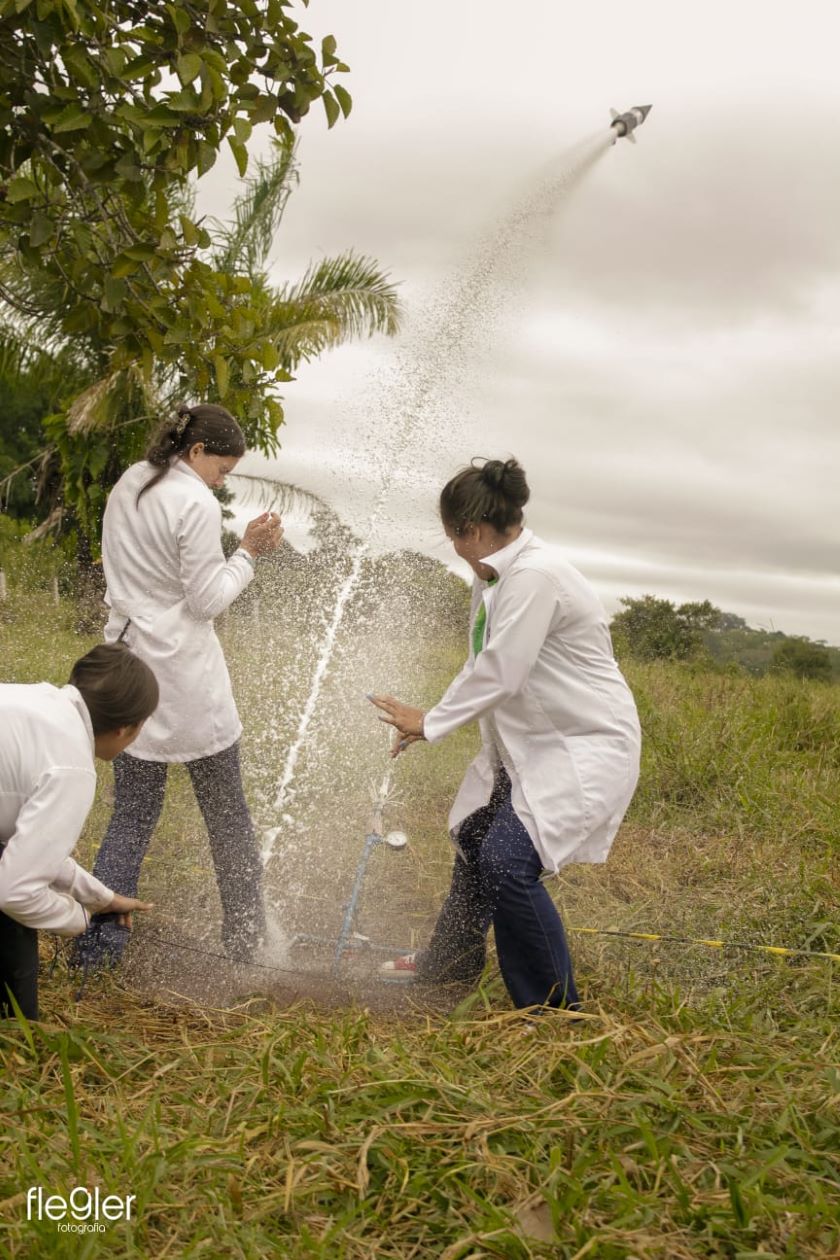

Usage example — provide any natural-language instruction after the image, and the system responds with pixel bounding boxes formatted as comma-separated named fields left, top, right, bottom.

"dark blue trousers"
left=418, top=773, right=580, bottom=1010
left=0, top=910, right=39, bottom=1020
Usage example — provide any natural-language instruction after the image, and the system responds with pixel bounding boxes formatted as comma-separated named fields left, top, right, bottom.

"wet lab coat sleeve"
left=423, top=570, right=558, bottom=743
left=177, top=496, right=254, bottom=622
left=0, top=770, right=113, bottom=935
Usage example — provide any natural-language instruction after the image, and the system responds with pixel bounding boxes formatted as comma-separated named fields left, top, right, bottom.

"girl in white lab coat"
left=1, top=644, right=158, bottom=1018
left=371, top=458, right=641, bottom=1010
left=75, top=404, right=283, bottom=970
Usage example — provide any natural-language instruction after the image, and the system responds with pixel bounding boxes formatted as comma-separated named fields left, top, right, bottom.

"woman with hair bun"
left=74, top=404, right=283, bottom=970
left=370, top=457, right=640, bottom=1012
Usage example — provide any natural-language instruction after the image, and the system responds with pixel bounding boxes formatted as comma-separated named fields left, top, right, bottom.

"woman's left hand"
left=241, top=511, right=284, bottom=557
left=368, top=694, right=426, bottom=739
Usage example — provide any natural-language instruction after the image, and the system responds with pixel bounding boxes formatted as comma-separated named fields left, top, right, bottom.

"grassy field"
left=0, top=588, right=838, bottom=1258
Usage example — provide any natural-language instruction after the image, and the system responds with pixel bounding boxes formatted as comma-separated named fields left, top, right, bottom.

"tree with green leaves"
left=610, top=594, right=722, bottom=662
left=1, top=0, right=351, bottom=379
left=0, top=0, right=400, bottom=550
left=770, top=638, right=833, bottom=683
left=0, top=333, right=90, bottom=518
left=1, top=139, right=400, bottom=545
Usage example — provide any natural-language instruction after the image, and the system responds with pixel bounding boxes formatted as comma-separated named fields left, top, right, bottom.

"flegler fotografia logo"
left=27, top=1185, right=136, bottom=1234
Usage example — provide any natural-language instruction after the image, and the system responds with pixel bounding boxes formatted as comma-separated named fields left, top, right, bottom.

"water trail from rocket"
left=261, top=131, right=610, bottom=868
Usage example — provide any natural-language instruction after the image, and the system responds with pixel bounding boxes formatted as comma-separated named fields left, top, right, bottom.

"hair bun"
left=481, top=459, right=507, bottom=490
left=486, top=457, right=530, bottom=509
left=481, top=458, right=525, bottom=494
left=440, top=456, right=529, bottom=533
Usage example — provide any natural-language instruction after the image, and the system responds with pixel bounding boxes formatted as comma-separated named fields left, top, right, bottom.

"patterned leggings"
left=82, top=742, right=264, bottom=966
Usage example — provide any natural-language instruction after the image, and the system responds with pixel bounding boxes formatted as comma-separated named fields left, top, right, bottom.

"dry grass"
left=0, top=591, right=838, bottom=1257
left=1, top=960, right=838, bottom=1259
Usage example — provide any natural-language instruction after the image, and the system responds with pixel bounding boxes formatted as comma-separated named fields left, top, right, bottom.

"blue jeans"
left=418, top=772, right=580, bottom=1010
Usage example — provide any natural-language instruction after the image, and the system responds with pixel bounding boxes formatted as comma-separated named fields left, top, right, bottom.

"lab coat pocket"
left=147, top=599, right=206, bottom=659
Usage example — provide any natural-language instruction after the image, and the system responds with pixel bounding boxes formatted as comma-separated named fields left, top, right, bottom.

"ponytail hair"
left=439, top=457, right=530, bottom=534
left=136, top=403, right=246, bottom=503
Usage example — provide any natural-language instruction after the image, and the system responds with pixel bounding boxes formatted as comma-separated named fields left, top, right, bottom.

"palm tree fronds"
left=23, top=505, right=64, bottom=542
left=213, top=139, right=299, bottom=276
left=168, top=179, right=197, bottom=225
left=278, top=252, right=401, bottom=332
left=0, top=327, right=90, bottom=408
left=65, top=363, right=157, bottom=435
left=228, top=472, right=333, bottom=522
left=265, top=251, right=401, bottom=365
left=228, top=473, right=357, bottom=552
left=0, top=254, right=83, bottom=347
left=0, top=328, right=31, bottom=382
left=65, top=375, right=115, bottom=435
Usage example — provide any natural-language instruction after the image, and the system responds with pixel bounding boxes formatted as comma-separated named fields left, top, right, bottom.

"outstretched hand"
left=101, top=894, right=155, bottom=930
left=368, top=695, right=427, bottom=758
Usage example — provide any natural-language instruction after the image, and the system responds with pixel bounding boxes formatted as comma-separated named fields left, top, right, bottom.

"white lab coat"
left=101, top=459, right=254, bottom=762
left=423, top=529, right=641, bottom=873
left=0, top=683, right=114, bottom=934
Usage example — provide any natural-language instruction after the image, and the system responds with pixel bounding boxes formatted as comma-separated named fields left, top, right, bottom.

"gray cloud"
left=202, top=2, right=839, bottom=645
left=532, top=112, right=840, bottom=321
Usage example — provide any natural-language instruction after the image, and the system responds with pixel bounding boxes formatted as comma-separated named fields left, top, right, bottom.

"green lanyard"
left=471, top=578, right=497, bottom=657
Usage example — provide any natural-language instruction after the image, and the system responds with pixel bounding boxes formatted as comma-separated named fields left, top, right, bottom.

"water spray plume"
left=260, top=131, right=613, bottom=868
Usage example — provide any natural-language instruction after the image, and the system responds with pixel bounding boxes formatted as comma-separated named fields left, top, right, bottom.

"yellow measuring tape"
left=570, top=927, right=840, bottom=964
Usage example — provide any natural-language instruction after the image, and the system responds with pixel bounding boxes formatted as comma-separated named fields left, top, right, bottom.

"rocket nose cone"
left=637, top=105, right=652, bottom=119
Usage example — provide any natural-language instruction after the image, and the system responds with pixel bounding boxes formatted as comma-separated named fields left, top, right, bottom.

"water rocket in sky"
left=609, top=104, right=652, bottom=144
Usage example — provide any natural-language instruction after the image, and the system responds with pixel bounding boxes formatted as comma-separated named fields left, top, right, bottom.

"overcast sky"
left=200, top=1, right=839, bottom=644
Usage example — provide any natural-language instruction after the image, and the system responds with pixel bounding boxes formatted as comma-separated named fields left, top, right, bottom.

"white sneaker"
left=379, top=952, right=417, bottom=981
